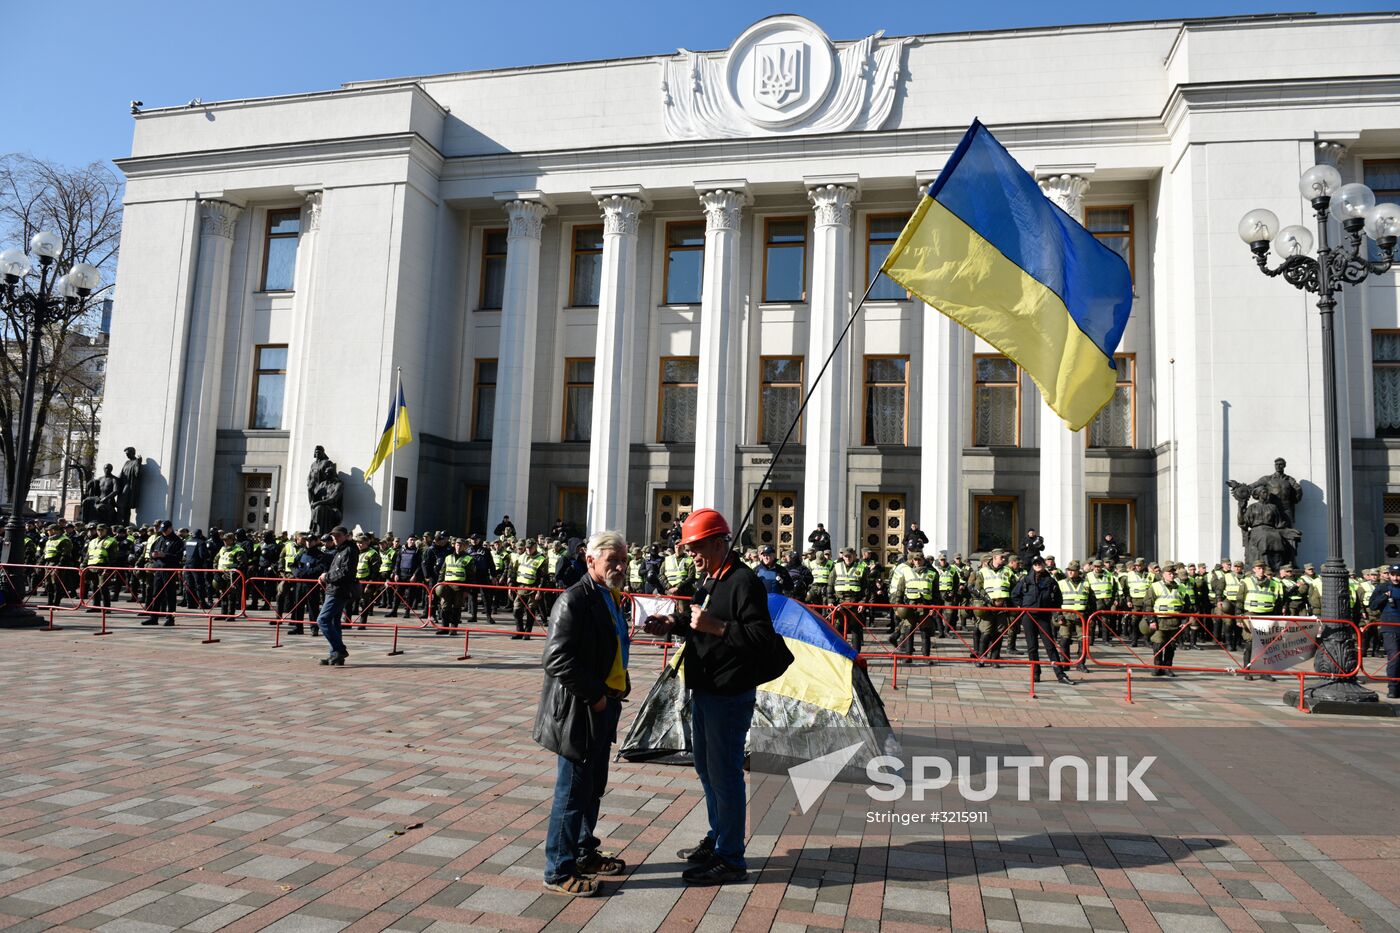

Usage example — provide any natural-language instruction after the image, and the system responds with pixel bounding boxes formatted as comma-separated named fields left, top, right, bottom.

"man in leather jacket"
left=314, top=526, right=358, bottom=666
left=532, top=531, right=631, bottom=898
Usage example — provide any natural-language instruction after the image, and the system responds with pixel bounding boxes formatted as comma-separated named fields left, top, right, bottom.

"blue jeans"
left=317, top=591, right=349, bottom=656
left=691, top=688, right=756, bottom=868
left=544, top=698, right=619, bottom=883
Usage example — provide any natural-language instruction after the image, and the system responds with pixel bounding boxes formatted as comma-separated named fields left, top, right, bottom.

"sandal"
left=577, top=851, right=626, bottom=876
left=544, top=874, right=600, bottom=897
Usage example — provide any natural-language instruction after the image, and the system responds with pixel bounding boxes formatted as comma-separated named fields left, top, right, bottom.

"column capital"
left=915, top=169, right=940, bottom=198
left=1315, top=140, right=1350, bottom=167
left=302, top=190, right=323, bottom=232
left=806, top=177, right=859, bottom=228
left=198, top=200, right=242, bottom=239
left=698, top=188, right=748, bottom=232
left=1034, top=165, right=1094, bottom=220
left=595, top=193, right=647, bottom=237
left=501, top=198, right=551, bottom=240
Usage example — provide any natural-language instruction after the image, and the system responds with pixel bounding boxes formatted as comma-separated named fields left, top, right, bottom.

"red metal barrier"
left=72, top=567, right=247, bottom=624
left=1086, top=610, right=1362, bottom=706
left=3, top=561, right=81, bottom=609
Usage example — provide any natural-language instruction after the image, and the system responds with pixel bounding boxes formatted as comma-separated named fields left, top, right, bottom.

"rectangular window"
left=974, top=496, right=1018, bottom=553
left=465, top=485, right=488, bottom=537
left=479, top=229, right=508, bottom=310
left=563, top=357, right=594, bottom=442
left=1088, top=354, right=1135, bottom=448
left=1085, top=205, right=1134, bottom=279
left=558, top=487, right=587, bottom=536
left=1374, top=331, right=1400, bottom=438
left=1364, top=161, right=1400, bottom=260
left=863, top=355, right=909, bottom=446
left=1090, top=498, right=1135, bottom=556
left=867, top=213, right=911, bottom=301
left=658, top=356, right=699, bottom=442
left=472, top=359, right=497, bottom=441
left=569, top=225, right=603, bottom=307
left=759, top=356, right=803, bottom=444
left=249, top=345, right=287, bottom=430
left=763, top=217, right=807, bottom=302
left=973, top=354, right=1021, bottom=447
left=261, top=209, right=301, bottom=291
left=664, top=222, right=705, bottom=304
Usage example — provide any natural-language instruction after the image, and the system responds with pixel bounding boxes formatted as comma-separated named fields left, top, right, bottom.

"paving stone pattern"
left=0, top=612, right=1397, bottom=931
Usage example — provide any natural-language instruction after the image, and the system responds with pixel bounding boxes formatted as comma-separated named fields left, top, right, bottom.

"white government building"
left=101, top=11, right=1400, bottom=565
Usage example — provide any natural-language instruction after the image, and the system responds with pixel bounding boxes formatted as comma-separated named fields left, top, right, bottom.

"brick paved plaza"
left=1, top=613, right=1399, bottom=933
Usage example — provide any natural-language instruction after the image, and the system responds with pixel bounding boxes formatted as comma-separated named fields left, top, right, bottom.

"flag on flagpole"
left=366, top=384, right=412, bottom=478
left=881, top=119, right=1133, bottom=430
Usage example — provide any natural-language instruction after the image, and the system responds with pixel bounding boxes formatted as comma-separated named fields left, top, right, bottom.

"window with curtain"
left=1088, top=354, right=1135, bottom=448
left=261, top=210, right=300, bottom=291
left=763, top=218, right=807, bottom=302
left=563, top=358, right=594, bottom=442
left=1085, top=206, right=1133, bottom=279
left=665, top=222, right=705, bottom=304
left=479, top=229, right=507, bottom=310
left=759, top=357, right=803, bottom=443
left=570, top=226, right=603, bottom=307
left=472, top=359, right=497, bottom=441
left=658, top=357, right=699, bottom=442
left=1090, top=499, right=1135, bottom=554
left=863, top=356, right=908, bottom=445
left=975, top=496, right=1018, bottom=553
left=973, top=354, right=1020, bottom=447
left=1374, top=331, right=1400, bottom=438
left=249, top=345, right=287, bottom=429
left=867, top=214, right=911, bottom=301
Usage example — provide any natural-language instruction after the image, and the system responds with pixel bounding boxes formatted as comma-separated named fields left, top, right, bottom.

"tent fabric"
left=618, top=595, right=893, bottom=769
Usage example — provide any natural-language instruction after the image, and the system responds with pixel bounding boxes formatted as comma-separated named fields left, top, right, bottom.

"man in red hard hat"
left=643, top=507, right=791, bottom=886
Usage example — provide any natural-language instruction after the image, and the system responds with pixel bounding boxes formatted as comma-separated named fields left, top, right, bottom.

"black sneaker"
left=682, top=856, right=747, bottom=886
left=678, top=836, right=715, bottom=863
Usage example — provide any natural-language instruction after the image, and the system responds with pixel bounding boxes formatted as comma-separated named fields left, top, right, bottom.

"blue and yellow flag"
left=882, top=119, right=1133, bottom=430
left=365, top=384, right=412, bottom=478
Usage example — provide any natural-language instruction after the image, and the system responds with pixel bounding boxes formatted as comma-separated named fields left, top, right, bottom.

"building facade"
left=102, top=12, right=1400, bottom=565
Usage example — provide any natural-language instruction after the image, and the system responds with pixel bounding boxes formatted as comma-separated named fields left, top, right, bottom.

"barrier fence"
left=7, top=562, right=1393, bottom=707
left=1360, top=621, right=1400, bottom=689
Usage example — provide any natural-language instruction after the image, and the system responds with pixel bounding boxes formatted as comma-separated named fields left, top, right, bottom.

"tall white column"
left=171, top=198, right=242, bottom=528
left=692, top=183, right=748, bottom=518
left=1035, top=170, right=1091, bottom=560
left=803, top=178, right=857, bottom=550
left=281, top=189, right=322, bottom=532
left=487, top=195, right=551, bottom=531
left=586, top=188, right=647, bottom=534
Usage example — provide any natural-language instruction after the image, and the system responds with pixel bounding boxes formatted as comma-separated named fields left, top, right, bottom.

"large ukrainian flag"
left=365, top=384, right=412, bottom=478
left=882, top=120, right=1133, bottom=430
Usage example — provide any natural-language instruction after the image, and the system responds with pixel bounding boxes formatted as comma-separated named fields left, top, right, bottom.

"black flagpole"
left=727, top=271, right=889, bottom=556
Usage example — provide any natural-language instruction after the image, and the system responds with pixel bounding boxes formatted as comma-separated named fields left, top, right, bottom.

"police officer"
left=1240, top=559, right=1283, bottom=681
left=1009, top=556, right=1072, bottom=684
left=889, top=549, right=938, bottom=660
left=1057, top=561, right=1096, bottom=674
left=932, top=551, right=963, bottom=638
left=1359, top=567, right=1381, bottom=657
left=512, top=539, right=550, bottom=639
left=434, top=538, right=473, bottom=632
left=288, top=535, right=328, bottom=635
left=1084, top=558, right=1116, bottom=648
left=352, top=534, right=382, bottom=622
left=661, top=541, right=697, bottom=598
left=753, top=545, right=790, bottom=595
left=974, top=550, right=1014, bottom=666
left=214, top=532, right=247, bottom=617
left=1367, top=565, right=1400, bottom=699
left=41, top=523, right=76, bottom=608
left=1147, top=562, right=1188, bottom=676
left=83, top=524, right=117, bottom=611
left=832, top=547, right=868, bottom=653
left=143, top=521, right=183, bottom=626
left=807, top=549, right=835, bottom=605
left=1124, top=558, right=1153, bottom=647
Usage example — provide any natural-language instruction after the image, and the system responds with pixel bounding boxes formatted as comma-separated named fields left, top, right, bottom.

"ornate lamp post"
left=0, top=233, right=100, bottom=612
left=1240, top=167, right=1400, bottom=706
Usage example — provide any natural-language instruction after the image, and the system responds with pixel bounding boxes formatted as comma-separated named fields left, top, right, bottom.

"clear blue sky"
left=6, top=0, right=1392, bottom=171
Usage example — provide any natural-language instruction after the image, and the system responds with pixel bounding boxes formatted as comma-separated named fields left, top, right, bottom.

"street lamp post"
left=1240, top=166, right=1400, bottom=706
left=0, top=233, right=99, bottom=616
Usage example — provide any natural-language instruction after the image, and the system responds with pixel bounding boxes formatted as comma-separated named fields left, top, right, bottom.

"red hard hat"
left=679, top=508, right=730, bottom=547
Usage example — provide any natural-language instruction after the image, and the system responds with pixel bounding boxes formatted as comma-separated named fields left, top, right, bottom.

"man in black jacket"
left=1018, top=529, right=1046, bottom=567
left=808, top=523, right=833, bottom=553
left=532, top=531, right=631, bottom=898
left=1096, top=533, right=1123, bottom=566
left=314, top=526, right=358, bottom=665
left=1010, top=556, right=1073, bottom=684
left=143, top=521, right=183, bottom=626
left=642, top=508, right=790, bottom=886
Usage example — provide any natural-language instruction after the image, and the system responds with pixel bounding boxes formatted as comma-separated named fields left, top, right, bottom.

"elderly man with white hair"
left=531, top=530, right=632, bottom=897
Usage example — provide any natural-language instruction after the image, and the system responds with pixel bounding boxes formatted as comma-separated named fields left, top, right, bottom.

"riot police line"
left=7, top=560, right=1394, bottom=701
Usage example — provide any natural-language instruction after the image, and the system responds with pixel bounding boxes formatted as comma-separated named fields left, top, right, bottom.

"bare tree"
left=0, top=154, right=120, bottom=502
